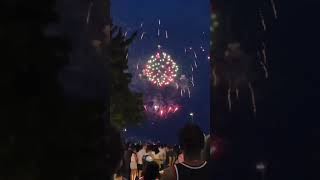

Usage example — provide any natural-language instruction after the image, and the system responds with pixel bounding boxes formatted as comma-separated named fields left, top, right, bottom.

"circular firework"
left=142, top=51, right=179, bottom=87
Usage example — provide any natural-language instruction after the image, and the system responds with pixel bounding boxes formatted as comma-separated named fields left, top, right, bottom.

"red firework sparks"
left=144, top=104, right=180, bottom=117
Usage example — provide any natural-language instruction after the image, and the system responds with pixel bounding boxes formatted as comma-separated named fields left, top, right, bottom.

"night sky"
left=111, top=0, right=211, bottom=143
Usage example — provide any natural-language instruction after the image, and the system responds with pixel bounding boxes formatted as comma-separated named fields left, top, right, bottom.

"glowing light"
left=256, top=162, right=266, bottom=171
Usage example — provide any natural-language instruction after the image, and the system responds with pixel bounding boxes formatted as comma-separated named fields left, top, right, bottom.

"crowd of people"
left=114, top=123, right=212, bottom=180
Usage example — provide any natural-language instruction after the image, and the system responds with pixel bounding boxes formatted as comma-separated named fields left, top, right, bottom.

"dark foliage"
left=0, top=1, right=123, bottom=179
left=110, top=25, right=144, bottom=127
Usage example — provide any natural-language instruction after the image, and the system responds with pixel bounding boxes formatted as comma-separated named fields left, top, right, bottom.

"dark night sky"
left=56, top=0, right=318, bottom=178
left=111, top=0, right=211, bottom=143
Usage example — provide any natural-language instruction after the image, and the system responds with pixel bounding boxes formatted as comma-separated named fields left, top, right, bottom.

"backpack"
left=142, top=154, right=153, bottom=165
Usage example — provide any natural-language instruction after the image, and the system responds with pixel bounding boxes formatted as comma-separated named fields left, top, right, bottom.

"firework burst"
left=142, top=51, right=179, bottom=87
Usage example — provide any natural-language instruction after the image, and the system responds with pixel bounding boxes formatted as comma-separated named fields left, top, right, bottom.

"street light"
left=189, top=112, right=194, bottom=122
left=256, top=162, right=267, bottom=180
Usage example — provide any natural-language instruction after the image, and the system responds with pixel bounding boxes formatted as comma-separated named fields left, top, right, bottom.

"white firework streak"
left=158, top=29, right=160, bottom=36
left=236, top=88, right=239, bottom=99
left=136, top=62, right=139, bottom=70
left=126, top=53, right=128, bottom=59
left=194, top=60, right=198, bottom=68
left=185, top=48, right=187, bottom=54
left=140, top=22, right=144, bottom=28
left=248, top=83, right=257, bottom=114
left=175, top=83, right=179, bottom=89
left=227, top=88, right=232, bottom=112
left=86, top=2, right=93, bottom=24
left=193, top=51, right=198, bottom=59
left=191, top=65, right=194, bottom=72
left=262, top=43, right=267, bottom=64
left=260, top=10, right=267, bottom=31
left=270, top=0, right=278, bottom=19
left=124, top=31, right=128, bottom=37
left=260, top=61, right=269, bottom=79
left=159, top=19, right=161, bottom=26
left=165, top=30, right=168, bottom=39
left=188, top=88, right=191, bottom=98
left=191, top=76, right=195, bottom=87
left=140, top=32, right=146, bottom=40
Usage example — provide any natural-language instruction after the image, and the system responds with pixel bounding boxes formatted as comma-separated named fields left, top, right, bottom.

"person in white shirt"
left=130, top=147, right=138, bottom=180
left=137, top=144, right=147, bottom=177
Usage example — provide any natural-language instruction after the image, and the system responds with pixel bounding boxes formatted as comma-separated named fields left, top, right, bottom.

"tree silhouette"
left=0, top=0, right=69, bottom=179
left=109, top=25, right=144, bottom=128
left=0, top=1, right=123, bottom=180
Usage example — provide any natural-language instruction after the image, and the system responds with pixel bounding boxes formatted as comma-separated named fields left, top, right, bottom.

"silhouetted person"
left=120, top=143, right=132, bottom=180
left=130, top=145, right=138, bottom=180
left=161, top=123, right=210, bottom=180
left=166, top=145, right=176, bottom=167
left=140, top=161, right=160, bottom=180
left=137, top=144, right=147, bottom=177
